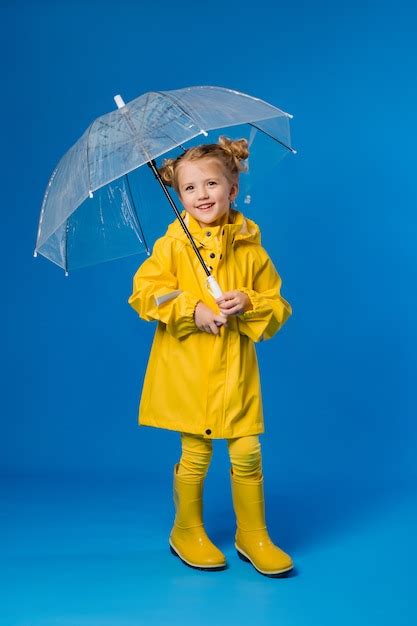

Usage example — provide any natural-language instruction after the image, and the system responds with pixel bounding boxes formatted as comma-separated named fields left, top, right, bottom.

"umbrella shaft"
left=147, top=160, right=210, bottom=277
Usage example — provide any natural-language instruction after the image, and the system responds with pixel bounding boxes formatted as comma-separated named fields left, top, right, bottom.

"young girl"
left=128, top=136, right=293, bottom=576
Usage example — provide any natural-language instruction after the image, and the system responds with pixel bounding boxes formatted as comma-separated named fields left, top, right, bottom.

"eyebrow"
left=180, top=177, right=219, bottom=188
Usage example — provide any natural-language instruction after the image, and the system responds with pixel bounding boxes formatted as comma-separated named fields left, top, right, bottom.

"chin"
left=196, top=214, right=215, bottom=223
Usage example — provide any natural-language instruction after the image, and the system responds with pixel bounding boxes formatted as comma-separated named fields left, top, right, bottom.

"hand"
left=194, top=302, right=228, bottom=335
left=216, top=290, right=252, bottom=316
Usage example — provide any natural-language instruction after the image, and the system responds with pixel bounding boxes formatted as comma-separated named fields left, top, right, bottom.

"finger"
left=216, top=298, right=232, bottom=307
left=219, top=302, right=238, bottom=313
left=224, top=305, right=242, bottom=316
left=216, top=291, right=235, bottom=302
left=219, top=299, right=238, bottom=310
left=209, top=322, right=219, bottom=335
left=214, top=315, right=228, bottom=326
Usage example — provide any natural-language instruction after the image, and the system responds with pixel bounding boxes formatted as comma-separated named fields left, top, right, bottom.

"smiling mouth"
left=197, top=203, right=214, bottom=210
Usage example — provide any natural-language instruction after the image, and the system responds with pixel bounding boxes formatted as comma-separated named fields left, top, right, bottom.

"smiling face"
left=177, top=157, right=238, bottom=227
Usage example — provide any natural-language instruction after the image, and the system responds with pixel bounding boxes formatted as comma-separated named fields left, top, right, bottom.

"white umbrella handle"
left=206, top=275, right=223, bottom=299
left=206, top=276, right=228, bottom=326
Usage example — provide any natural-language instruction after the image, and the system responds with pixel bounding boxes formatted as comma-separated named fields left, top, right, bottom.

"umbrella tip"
left=114, top=94, right=126, bottom=109
left=65, top=271, right=69, bottom=277
left=33, top=250, right=38, bottom=258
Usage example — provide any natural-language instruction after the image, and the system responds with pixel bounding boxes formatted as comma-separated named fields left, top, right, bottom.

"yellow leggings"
left=177, top=432, right=262, bottom=483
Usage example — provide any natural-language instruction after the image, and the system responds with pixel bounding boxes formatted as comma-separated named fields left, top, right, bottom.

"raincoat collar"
left=165, top=209, right=261, bottom=247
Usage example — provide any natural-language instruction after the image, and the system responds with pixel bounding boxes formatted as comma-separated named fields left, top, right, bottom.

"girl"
left=128, top=136, right=293, bottom=576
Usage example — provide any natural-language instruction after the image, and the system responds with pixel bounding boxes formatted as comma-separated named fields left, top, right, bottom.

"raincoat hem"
left=138, top=421, right=265, bottom=439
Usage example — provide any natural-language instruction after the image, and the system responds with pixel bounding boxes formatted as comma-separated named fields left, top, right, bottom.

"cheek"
left=179, top=194, right=191, bottom=207
left=184, top=200, right=197, bottom=213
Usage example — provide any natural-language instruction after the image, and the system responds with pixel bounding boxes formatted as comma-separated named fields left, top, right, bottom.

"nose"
left=197, top=186, right=209, bottom=200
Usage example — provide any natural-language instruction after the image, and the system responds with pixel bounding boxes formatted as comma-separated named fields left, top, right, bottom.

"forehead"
left=177, top=157, right=226, bottom=183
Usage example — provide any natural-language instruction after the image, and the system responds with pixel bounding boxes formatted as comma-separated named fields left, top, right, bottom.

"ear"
left=229, top=181, right=239, bottom=202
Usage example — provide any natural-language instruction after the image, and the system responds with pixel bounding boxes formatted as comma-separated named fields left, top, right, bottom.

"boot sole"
left=169, top=541, right=227, bottom=571
left=235, top=544, right=294, bottom=577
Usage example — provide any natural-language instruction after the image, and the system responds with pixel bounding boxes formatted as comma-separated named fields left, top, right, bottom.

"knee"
left=177, top=433, right=213, bottom=481
left=228, top=436, right=262, bottom=480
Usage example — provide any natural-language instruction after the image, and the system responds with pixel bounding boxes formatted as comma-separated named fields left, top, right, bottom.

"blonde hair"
left=158, top=136, right=249, bottom=193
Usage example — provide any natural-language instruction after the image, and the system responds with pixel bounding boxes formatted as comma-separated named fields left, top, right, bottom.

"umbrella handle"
left=206, top=276, right=228, bottom=326
left=206, top=275, right=223, bottom=299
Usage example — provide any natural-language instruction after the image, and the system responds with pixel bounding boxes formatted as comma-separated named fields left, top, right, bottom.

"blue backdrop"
left=3, top=0, right=416, bottom=485
left=0, top=0, right=417, bottom=626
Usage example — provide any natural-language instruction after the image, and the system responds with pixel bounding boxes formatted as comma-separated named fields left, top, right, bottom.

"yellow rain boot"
left=230, top=469, right=294, bottom=576
left=169, top=463, right=226, bottom=570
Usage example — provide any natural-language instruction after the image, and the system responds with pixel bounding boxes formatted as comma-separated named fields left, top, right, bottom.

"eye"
left=208, top=181, right=217, bottom=186
left=185, top=185, right=194, bottom=191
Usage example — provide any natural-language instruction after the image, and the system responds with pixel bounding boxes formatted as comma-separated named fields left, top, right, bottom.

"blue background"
left=2, top=1, right=417, bottom=625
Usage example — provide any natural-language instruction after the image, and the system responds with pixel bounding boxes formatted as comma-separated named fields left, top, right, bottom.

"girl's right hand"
left=194, top=302, right=227, bottom=335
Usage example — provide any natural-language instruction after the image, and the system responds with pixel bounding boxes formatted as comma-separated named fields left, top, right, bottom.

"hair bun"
left=218, top=136, right=249, bottom=162
left=158, top=157, right=176, bottom=187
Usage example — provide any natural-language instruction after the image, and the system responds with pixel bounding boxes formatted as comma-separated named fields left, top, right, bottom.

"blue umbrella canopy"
left=35, top=86, right=295, bottom=273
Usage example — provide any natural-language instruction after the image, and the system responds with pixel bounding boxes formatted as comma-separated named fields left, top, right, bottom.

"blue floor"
left=2, top=468, right=416, bottom=626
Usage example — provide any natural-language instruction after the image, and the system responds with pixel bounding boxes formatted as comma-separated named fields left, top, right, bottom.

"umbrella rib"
left=124, top=173, right=150, bottom=254
left=248, top=123, right=296, bottom=154
left=135, top=92, right=150, bottom=146
left=64, top=218, right=69, bottom=274
left=86, top=122, right=94, bottom=194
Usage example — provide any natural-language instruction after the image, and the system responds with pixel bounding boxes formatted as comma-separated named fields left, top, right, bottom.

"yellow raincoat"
left=128, top=209, right=292, bottom=439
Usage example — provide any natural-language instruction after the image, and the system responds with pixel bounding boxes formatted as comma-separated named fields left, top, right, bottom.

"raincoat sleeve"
left=236, top=250, right=292, bottom=343
left=128, top=237, right=200, bottom=340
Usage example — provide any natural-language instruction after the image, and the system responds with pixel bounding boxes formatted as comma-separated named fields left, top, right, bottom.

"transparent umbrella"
left=34, top=85, right=296, bottom=295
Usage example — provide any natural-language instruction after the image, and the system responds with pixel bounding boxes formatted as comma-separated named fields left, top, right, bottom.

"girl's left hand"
left=216, top=290, right=252, bottom=316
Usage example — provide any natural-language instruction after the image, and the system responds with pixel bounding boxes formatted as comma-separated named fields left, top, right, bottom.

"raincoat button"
left=206, top=231, right=211, bottom=236
left=210, top=253, right=215, bottom=259
left=205, top=429, right=212, bottom=435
